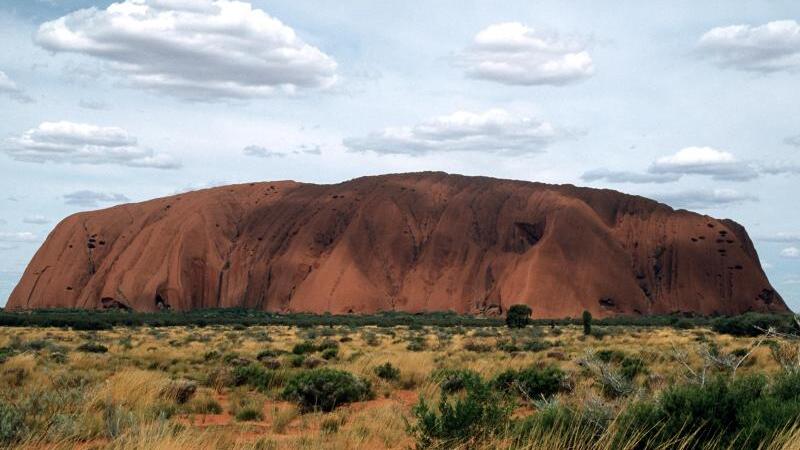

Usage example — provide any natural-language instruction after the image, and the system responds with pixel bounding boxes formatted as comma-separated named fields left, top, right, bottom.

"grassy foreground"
left=1, top=314, right=800, bottom=449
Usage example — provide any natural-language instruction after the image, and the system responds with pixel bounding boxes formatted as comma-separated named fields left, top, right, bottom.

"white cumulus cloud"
left=581, top=146, right=774, bottom=184
left=3, top=121, right=180, bottom=169
left=649, top=146, right=758, bottom=181
left=653, top=188, right=757, bottom=210
left=0, top=70, right=33, bottom=103
left=22, top=216, right=49, bottom=225
left=581, top=169, right=680, bottom=184
left=758, top=232, right=800, bottom=243
left=64, top=190, right=130, bottom=208
left=35, top=0, right=338, bottom=100
left=243, top=145, right=287, bottom=158
left=785, top=135, right=800, bottom=148
left=243, top=144, right=324, bottom=158
left=344, top=109, right=564, bottom=156
left=698, top=20, right=800, bottom=72
left=461, top=22, right=594, bottom=86
left=0, top=232, right=38, bottom=242
left=781, top=247, right=800, bottom=258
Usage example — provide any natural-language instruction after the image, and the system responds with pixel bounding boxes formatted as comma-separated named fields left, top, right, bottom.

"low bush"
left=409, top=377, right=512, bottom=448
left=522, top=340, right=552, bottom=353
left=320, top=348, right=338, bottom=360
left=595, top=350, right=648, bottom=380
left=49, top=351, right=68, bottom=364
left=361, top=331, right=380, bottom=346
left=316, top=339, right=339, bottom=352
left=76, top=342, right=108, bottom=353
left=463, top=341, right=492, bottom=352
left=406, top=336, right=427, bottom=352
left=291, top=341, right=317, bottom=355
left=232, top=364, right=274, bottom=391
left=281, top=368, right=372, bottom=412
left=620, top=356, right=648, bottom=380
left=0, top=401, right=24, bottom=445
left=433, top=368, right=483, bottom=394
left=191, top=396, right=223, bottom=414
left=374, top=362, right=400, bottom=381
left=256, top=349, right=279, bottom=361
left=596, top=349, right=625, bottom=363
left=493, top=365, right=567, bottom=400
left=302, top=356, right=326, bottom=369
left=0, top=347, right=17, bottom=363
left=511, top=399, right=614, bottom=445
left=288, top=355, right=305, bottom=368
left=711, top=313, right=794, bottom=337
left=616, top=372, right=800, bottom=449
left=235, top=407, right=264, bottom=422
left=222, top=352, right=241, bottom=364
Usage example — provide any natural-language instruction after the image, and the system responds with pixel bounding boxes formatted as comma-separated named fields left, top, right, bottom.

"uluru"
left=5, top=172, right=786, bottom=318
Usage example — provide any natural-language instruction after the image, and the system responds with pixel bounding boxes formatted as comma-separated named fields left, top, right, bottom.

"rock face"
left=6, top=172, right=786, bottom=317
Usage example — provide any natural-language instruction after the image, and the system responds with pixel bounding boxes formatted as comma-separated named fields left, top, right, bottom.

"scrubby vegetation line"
left=0, top=308, right=795, bottom=335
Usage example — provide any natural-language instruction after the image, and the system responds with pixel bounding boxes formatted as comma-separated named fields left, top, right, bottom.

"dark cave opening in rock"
left=155, top=294, right=171, bottom=310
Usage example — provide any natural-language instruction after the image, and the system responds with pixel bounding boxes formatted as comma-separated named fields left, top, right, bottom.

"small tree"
left=582, top=310, right=592, bottom=335
left=506, top=304, right=532, bottom=329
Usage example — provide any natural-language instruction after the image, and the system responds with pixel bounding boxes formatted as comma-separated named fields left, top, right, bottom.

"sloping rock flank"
left=6, top=172, right=786, bottom=317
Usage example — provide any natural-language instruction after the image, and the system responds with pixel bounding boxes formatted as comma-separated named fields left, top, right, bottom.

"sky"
left=0, top=0, right=799, bottom=309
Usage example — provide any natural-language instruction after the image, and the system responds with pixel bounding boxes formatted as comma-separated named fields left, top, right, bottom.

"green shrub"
left=463, top=340, right=492, bottom=352
left=711, top=313, right=793, bottom=337
left=596, top=349, right=626, bottom=363
left=281, top=368, right=372, bottom=412
left=232, top=364, right=274, bottom=391
left=50, top=351, right=68, bottom=364
left=493, top=365, right=567, bottom=400
left=288, top=354, right=305, bottom=368
left=433, top=368, right=483, bottom=394
left=316, top=339, right=339, bottom=352
left=522, top=340, right=552, bottom=353
left=76, top=342, right=108, bottom=353
left=582, top=311, right=592, bottom=336
left=256, top=349, right=279, bottom=361
left=617, top=373, right=800, bottom=450
left=0, top=401, right=24, bottom=445
left=361, top=331, right=380, bottom=346
left=0, top=347, right=18, bottom=364
left=374, top=362, right=400, bottom=381
left=595, top=350, right=648, bottom=380
left=235, top=407, right=264, bottom=421
left=506, top=304, right=532, bottom=329
left=222, top=352, right=241, bottom=363
left=512, top=400, right=613, bottom=444
left=620, top=356, right=648, bottom=380
left=321, top=347, right=338, bottom=360
left=192, top=397, right=223, bottom=414
left=496, top=341, right=520, bottom=353
left=21, top=339, right=51, bottom=351
left=292, top=341, right=316, bottom=355
left=407, top=336, right=427, bottom=352
left=409, top=377, right=512, bottom=448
